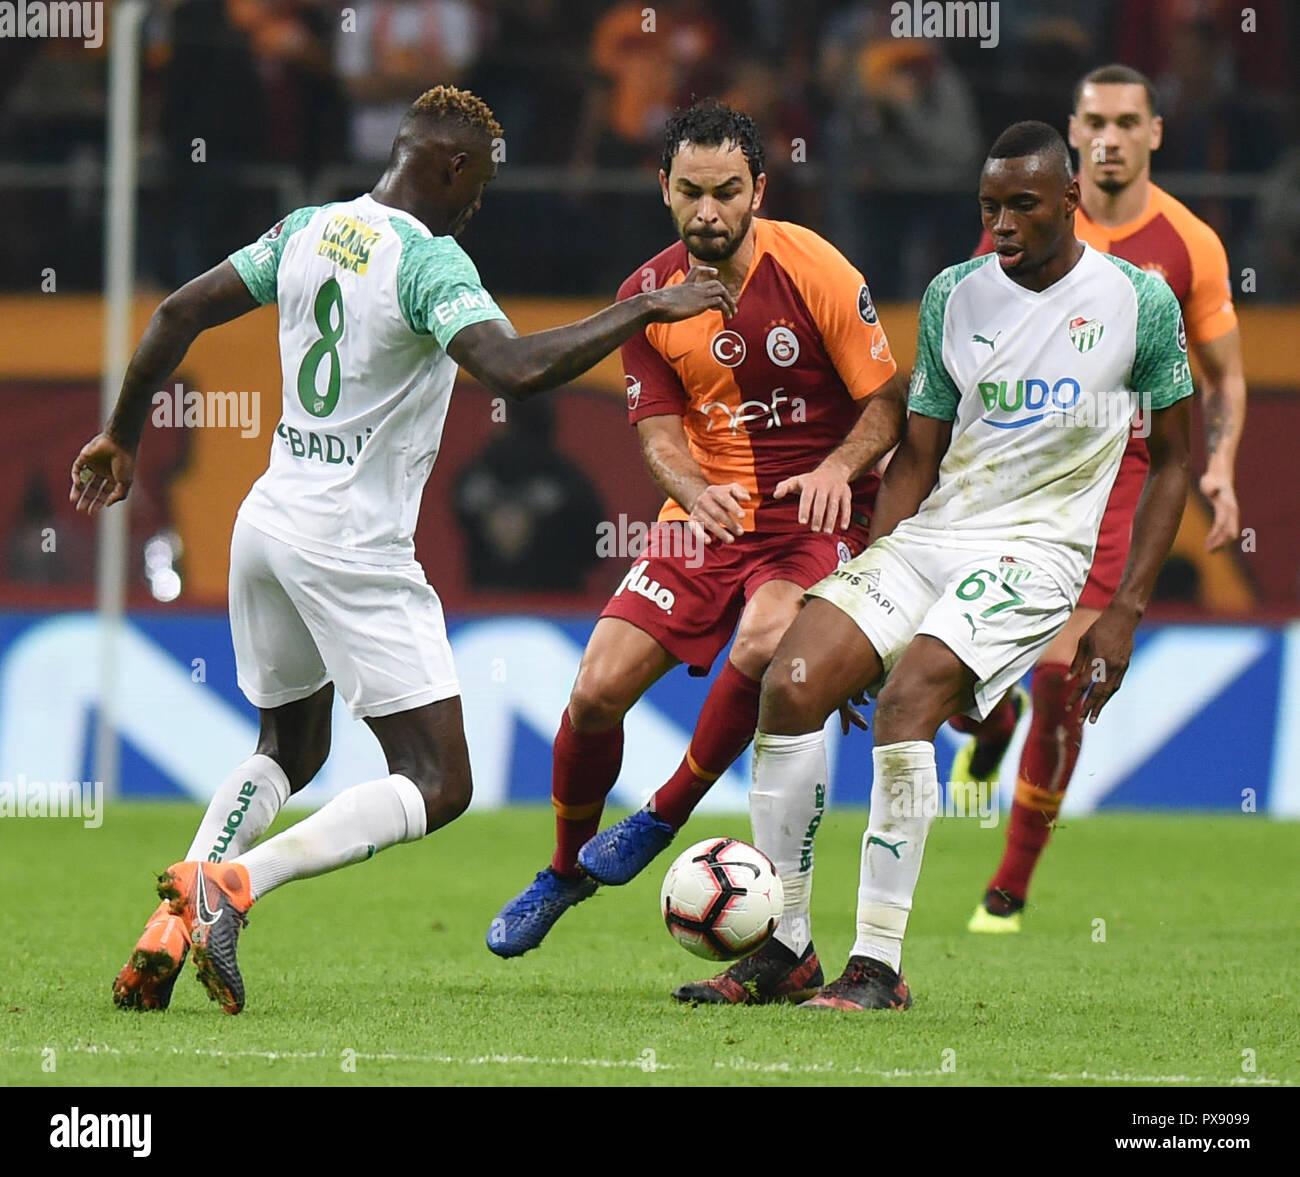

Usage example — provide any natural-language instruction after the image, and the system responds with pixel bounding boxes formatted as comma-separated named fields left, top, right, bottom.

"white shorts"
left=807, top=535, right=1074, bottom=719
left=229, top=517, right=460, bottom=719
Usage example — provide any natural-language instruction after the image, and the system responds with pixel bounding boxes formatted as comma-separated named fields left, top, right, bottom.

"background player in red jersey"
left=487, top=101, right=906, bottom=984
left=960, top=64, right=1248, bottom=932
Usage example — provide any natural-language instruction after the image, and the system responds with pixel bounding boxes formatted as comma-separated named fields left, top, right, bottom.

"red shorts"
left=600, top=522, right=870, bottom=674
left=1080, top=433, right=1149, bottom=610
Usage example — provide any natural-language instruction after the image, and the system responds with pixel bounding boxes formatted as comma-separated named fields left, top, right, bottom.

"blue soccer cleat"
left=578, top=808, right=676, bottom=886
left=486, top=868, right=597, bottom=958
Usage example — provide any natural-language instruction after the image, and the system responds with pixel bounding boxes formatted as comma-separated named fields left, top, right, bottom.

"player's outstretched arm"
left=773, top=372, right=908, bottom=533
left=864, top=410, right=952, bottom=545
left=1070, top=396, right=1193, bottom=721
left=446, top=266, right=735, bottom=401
left=70, top=261, right=260, bottom=514
left=1192, top=326, right=1246, bottom=551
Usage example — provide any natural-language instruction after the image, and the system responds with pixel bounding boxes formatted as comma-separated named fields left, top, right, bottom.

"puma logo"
left=867, top=835, right=907, bottom=858
left=972, top=331, right=1001, bottom=350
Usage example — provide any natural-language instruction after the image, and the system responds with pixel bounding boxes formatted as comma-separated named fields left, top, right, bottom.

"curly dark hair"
left=660, top=99, right=765, bottom=182
left=405, top=84, right=502, bottom=142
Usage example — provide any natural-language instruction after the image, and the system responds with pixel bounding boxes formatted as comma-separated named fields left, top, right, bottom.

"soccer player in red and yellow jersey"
left=487, top=101, right=906, bottom=990
left=961, top=64, right=1248, bottom=931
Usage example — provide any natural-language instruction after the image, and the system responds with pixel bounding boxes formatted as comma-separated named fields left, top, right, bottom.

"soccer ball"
left=660, top=838, right=784, bottom=961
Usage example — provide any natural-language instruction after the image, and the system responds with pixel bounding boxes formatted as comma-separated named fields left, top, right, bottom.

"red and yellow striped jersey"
left=618, top=218, right=898, bottom=533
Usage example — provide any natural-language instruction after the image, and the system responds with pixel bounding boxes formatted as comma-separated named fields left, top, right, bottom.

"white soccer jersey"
left=228, top=194, right=507, bottom=565
left=899, top=244, right=1193, bottom=599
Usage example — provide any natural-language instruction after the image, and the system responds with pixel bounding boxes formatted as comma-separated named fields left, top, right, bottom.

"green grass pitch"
left=1, top=803, right=1295, bottom=1087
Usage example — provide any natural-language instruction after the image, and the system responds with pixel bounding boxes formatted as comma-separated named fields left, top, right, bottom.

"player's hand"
left=1200, top=469, right=1240, bottom=552
left=70, top=433, right=135, bottom=516
left=688, top=482, right=750, bottom=545
left=839, top=690, right=869, bottom=735
left=773, top=459, right=853, bottom=533
left=646, top=266, right=737, bottom=323
left=1066, top=607, right=1138, bottom=723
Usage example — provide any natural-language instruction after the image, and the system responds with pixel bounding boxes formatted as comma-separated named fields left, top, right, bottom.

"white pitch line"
left=0, top=1044, right=658, bottom=1070
left=720, top=1058, right=948, bottom=1080
left=722, top=1059, right=1284, bottom=1085
left=1044, top=1070, right=1284, bottom=1087
left=0, top=1044, right=1289, bottom=1084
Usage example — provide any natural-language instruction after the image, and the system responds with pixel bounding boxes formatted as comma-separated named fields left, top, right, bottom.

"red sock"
left=551, top=709, right=623, bottom=877
left=650, top=660, right=762, bottom=829
left=989, top=663, right=1085, bottom=904
left=949, top=693, right=1017, bottom=739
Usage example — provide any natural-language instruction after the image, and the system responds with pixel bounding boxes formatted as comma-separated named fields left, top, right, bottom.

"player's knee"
left=410, top=772, right=472, bottom=833
left=258, top=693, right=333, bottom=792
left=259, top=742, right=328, bottom=793
left=567, top=671, right=633, bottom=733
left=430, top=779, right=473, bottom=829
left=731, top=615, right=790, bottom=678
left=872, top=685, right=904, bottom=741
left=298, top=744, right=330, bottom=789
left=758, top=665, right=826, bottom=735
left=874, top=678, right=937, bottom=743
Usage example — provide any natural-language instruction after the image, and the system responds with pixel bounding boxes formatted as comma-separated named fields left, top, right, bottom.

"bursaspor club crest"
left=1068, top=315, right=1104, bottom=353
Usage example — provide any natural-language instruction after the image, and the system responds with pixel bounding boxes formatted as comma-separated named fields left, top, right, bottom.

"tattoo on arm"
left=638, top=422, right=707, bottom=512
left=1204, top=391, right=1225, bottom=457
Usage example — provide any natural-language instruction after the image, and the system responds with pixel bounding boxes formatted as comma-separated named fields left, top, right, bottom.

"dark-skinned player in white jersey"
left=75, top=86, right=734, bottom=1015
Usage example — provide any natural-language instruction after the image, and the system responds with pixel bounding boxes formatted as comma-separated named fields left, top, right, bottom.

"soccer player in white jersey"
left=72, top=86, right=734, bottom=1015
left=746, top=121, right=1194, bottom=1011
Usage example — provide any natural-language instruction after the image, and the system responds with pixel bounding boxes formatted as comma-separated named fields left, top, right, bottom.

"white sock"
left=185, top=754, right=292, bottom=863
left=235, top=774, right=427, bottom=901
left=750, top=730, right=827, bottom=958
left=852, top=741, right=940, bottom=973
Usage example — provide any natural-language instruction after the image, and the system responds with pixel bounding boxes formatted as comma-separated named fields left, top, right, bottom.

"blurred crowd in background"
left=2, top=0, right=1297, bottom=611
left=1, top=0, right=1298, bottom=299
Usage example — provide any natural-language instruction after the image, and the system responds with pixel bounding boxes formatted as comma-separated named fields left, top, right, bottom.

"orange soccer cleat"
left=157, top=861, right=254, bottom=1015
left=112, top=900, right=192, bottom=1011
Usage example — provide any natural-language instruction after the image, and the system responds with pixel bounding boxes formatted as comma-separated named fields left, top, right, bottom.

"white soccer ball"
left=660, top=838, right=784, bottom=961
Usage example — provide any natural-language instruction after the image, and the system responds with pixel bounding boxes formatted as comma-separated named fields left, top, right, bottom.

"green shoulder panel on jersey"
left=1102, top=254, right=1195, bottom=411
left=908, top=256, right=989, bottom=421
left=228, top=206, right=324, bottom=305
left=390, top=218, right=508, bottom=349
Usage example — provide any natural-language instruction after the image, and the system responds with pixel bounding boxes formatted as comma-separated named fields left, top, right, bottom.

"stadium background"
left=0, top=0, right=1296, bottom=817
